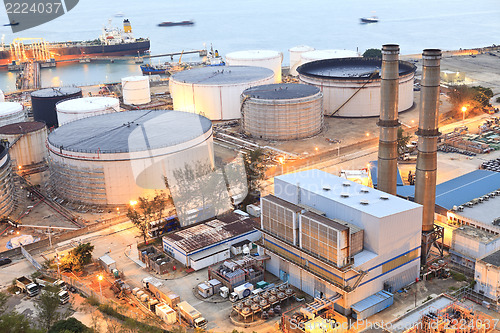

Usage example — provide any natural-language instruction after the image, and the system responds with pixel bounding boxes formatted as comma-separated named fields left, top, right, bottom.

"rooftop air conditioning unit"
left=342, top=182, right=351, bottom=187
left=360, top=188, right=369, bottom=193
left=340, top=193, right=350, bottom=198
left=465, top=202, right=473, bottom=207
left=452, top=205, right=458, bottom=211
left=458, top=206, right=464, bottom=212
left=322, top=185, right=331, bottom=191
left=360, top=200, right=369, bottom=205
left=380, top=195, right=389, bottom=200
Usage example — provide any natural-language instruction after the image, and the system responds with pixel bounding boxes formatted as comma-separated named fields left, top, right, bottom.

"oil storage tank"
left=47, top=110, right=214, bottom=206
left=289, top=46, right=315, bottom=76
left=300, top=49, right=360, bottom=65
left=122, top=76, right=151, bottom=105
left=0, top=122, right=47, bottom=168
left=0, top=143, right=14, bottom=218
left=297, top=58, right=416, bottom=117
left=31, top=87, right=82, bottom=128
left=170, top=66, right=274, bottom=120
left=56, top=96, right=120, bottom=126
left=0, top=102, right=25, bottom=127
left=226, top=50, right=282, bottom=83
left=241, top=83, right=323, bottom=140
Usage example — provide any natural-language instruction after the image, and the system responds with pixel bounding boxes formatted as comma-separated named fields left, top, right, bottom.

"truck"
left=142, top=277, right=180, bottom=308
left=16, top=276, right=39, bottom=297
left=177, top=301, right=207, bottom=329
left=229, top=282, right=254, bottom=302
left=35, top=275, right=67, bottom=290
left=41, top=289, right=70, bottom=305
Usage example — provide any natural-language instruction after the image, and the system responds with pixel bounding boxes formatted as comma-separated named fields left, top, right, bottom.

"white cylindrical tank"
left=0, top=144, right=14, bottom=218
left=241, top=83, right=323, bottom=141
left=56, top=97, right=120, bottom=126
left=0, top=89, right=5, bottom=102
left=122, top=76, right=151, bottom=105
left=289, top=46, right=315, bottom=76
left=297, top=58, right=416, bottom=117
left=0, top=122, right=48, bottom=168
left=226, top=50, right=282, bottom=83
left=170, top=66, right=274, bottom=120
left=300, top=49, right=360, bottom=66
left=47, top=110, right=214, bottom=206
left=0, top=102, right=25, bottom=127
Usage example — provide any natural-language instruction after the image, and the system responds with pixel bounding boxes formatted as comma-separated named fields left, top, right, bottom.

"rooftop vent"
left=360, top=199, right=369, bottom=205
left=340, top=193, right=350, bottom=198
left=380, top=195, right=389, bottom=200
left=458, top=206, right=464, bottom=212
left=465, top=202, right=473, bottom=207
left=452, top=205, right=458, bottom=211
left=360, top=188, right=369, bottom=193
left=322, top=185, right=331, bottom=191
left=490, top=192, right=497, bottom=197
left=342, top=182, right=351, bottom=187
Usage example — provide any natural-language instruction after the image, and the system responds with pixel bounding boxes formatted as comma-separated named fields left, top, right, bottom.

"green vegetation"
left=448, top=85, right=494, bottom=114
left=59, top=243, right=94, bottom=272
left=496, top=96, right=500, bottom=103
left=0, top=311, right=42, bottom=333
left=423, top=295, right=433, bottom=303
left=48, top=318, right=89, bottom=333
left=397, top=127, right=411, bottom=156
left=35, top=285, right=70, bottom=332
left=362, top=48, right=382, bottom=58
left=450, top=271, right=467, bottom=282
left=243, top=148, right=268, bottom=200
left=127, top=192, right=169, bottom=244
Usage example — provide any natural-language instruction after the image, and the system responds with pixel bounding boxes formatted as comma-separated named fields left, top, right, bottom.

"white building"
left=475, top=250, right=500, bottom=302
left=162, top=213, right=261, bottom=271
left=259, top=169, right=422, bottom=315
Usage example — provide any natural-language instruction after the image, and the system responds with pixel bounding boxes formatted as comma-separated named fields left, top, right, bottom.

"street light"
left=461, top=106, right=467, bottom=121
left=129, top=200, right=137, bottom=207
left=97, top=274, right=103, bottom=302
left=278, top=156, right=284, bottom=175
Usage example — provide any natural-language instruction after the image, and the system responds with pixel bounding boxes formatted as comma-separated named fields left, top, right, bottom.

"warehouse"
left=474, top=250, right=500, bottom=301
left=46, top=110, right=216, bottom=215
left=259, top=169, right=422, bottom=316
left=162, top=213, right=261, bottom=271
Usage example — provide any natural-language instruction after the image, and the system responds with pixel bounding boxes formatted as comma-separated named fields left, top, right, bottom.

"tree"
left=48, top=318, right=89, bottom=333
left=127, top=192, right=168, bottom=244
left=397, top=127, right=411, bottom=156
left=60, top=243, right=94, bottom=272
left=0, top=292, right=7, bottom=314
left=243, top=148, right=268, bottom=198
left=362, top=48, right=382, bottom=58
left=0, top=311, right=42, bottom=333
left=448, top=85, right=493, bottom=114
left=35, top=285, right=68, bottom=332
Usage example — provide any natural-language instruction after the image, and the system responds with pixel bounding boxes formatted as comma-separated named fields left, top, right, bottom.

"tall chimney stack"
left=377, top=44, right=400, bottom=195
left=415, top=49, right=442, bottom=263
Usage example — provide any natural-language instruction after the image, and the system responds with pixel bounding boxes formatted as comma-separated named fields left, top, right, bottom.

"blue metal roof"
left=394, top=170, right=500, bottom=210
left=368, top=160, right=404, bottom=187
left=351, top=290, right=393, bottom=313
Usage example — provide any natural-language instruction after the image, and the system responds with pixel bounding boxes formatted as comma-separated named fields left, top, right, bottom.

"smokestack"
left=377, top=44, right=400, bottom=195
left=415, top=49, right=441, bottom=236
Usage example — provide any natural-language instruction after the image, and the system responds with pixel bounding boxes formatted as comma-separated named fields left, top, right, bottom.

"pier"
left=17, top=61, right=41, bottom=90
left=62, top=49, right=208, bottom=63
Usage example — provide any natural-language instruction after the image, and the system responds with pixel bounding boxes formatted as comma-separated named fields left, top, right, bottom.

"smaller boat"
left=115, top=11, right=125, bottom=17
left=4, top=21, right=19, bottom=26
left=360, top=16, right=378, bottom=23
left=158, top=20, right=194, bottom=27
left=140, top=63, right=171, bottom=75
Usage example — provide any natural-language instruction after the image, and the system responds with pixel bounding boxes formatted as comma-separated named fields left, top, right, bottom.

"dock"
left=62, top=49, right=208, bottom=63
left=17, top=62, right=41, bottom=90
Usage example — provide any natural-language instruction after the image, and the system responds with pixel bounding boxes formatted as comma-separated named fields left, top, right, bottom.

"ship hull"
left=0, top=40, right=150, bottom=67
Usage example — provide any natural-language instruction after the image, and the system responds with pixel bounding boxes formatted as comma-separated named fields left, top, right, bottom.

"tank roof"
left=122, top=76, right=148, bottom=82
left=242, top=83, right=320, bottom=100
left=301, top=49, right=359, bottom=60
left=56, top=97, right=119, bottom=113
left=297, top=58, right=416, bottom=80
left=289, top=45, right=315, bottom=52
left=171, top=66, right=274, bottom=85
left=0, top=102, right=23, bottom=116
left=0, top=121, right=45, bottom=134
left=48, top=110, right=212, bottom=154
left=31, top=87, right=82, bottom=98
left=226, top=50, right=281, bottom=60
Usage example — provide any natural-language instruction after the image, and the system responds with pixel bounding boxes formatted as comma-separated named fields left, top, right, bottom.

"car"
left=0, top=258, right=12, bottom=266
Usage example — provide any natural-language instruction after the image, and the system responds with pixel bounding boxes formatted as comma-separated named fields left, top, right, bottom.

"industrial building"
left=240, top=83, right=323, bottom=141
left=56, top=96, right=120, bottom=126
left=0, top=102, right=25, bottom=128
left=297, top=57, right=416, bottom=117
left=0, top=143, right=14, bottom=218
left=46, top=110, right=214, bottom=209
left=225, top=50, right=282, bottom=83
left=170, top=66, right=275, bottom=120
left=259, top=169, right=422, bottom=316
left=31, top=87, right=82, bottom=128
left=162, top=213, right=261, bottom=271
left=0, top=122, right=47, bottom=168
left=450, top=226, right=500, bottom=276
left=475, top=250, right=500, bottom=302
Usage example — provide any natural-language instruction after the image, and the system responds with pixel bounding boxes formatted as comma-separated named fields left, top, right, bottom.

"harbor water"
left=0, top=0, right=498, bottom=91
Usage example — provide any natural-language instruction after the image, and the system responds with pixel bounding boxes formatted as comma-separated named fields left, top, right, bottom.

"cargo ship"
left=0, top=19, right=150, bottom=67
left=158, top=20, right=194, bottom=27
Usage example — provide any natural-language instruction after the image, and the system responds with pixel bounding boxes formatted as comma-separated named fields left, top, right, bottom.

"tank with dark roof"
left=31, top=87, right=82, bottom=128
